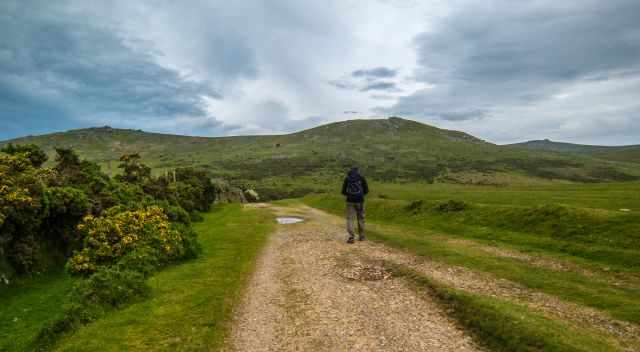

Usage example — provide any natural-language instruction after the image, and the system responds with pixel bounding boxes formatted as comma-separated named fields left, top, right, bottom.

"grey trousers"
left=346, top=202, right=365, bottom=238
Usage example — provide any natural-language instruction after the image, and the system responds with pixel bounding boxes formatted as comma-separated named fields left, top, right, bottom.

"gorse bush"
left=0, top=152, right=48, bottom=273
left=1, top=145, right=213, bottom=277
left=67, top=206, right=186, bottom=275
left=72, top=267, right=149, bottom=308
left=0, top=144, right=215, bottom=348
left=35, top=267, right=150, bottom=349
left=1, top=143, right=48, bottom=167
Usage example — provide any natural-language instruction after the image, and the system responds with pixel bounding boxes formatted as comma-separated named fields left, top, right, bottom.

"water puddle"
left=276, top=216, right=304, bottom=224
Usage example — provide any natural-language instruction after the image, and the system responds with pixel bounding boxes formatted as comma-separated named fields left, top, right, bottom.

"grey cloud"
left=382, top=0, right=640, bottom=143
left=370, top=94, right=397, bottom=101
left=413, top=1, right=640, bottom=86
left=328, top=79, right=357, bottom=90
left=352, top=67, right=397, bottom=79
left=360, top=82, right=401, bottom=92
left=0, top=0, right=227, bottom=140
left=436, top=109, right=488, bottom=121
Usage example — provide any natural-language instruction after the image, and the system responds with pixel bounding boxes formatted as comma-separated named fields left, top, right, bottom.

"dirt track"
left=226, top=204, right=639, bottom=352
left=226, top=204, right=481, bottom=351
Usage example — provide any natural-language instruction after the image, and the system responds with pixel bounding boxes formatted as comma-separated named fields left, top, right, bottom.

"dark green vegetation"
left=0, top=144, right=220, bottom=350
left=3, top=118, right=640, bottom=200
left=51, top=204, right=272, bottom=351
left=511, top=139, right=640, bottom=164
left=303, top=181, right=640, bottom=350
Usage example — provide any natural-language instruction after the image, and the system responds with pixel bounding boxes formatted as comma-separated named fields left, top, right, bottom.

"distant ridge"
left=510, top=139, right=640, bottom=163
left=2, top=117, right=639, bottom=184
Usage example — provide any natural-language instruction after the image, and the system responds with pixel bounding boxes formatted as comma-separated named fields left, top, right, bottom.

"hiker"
left=341, top=167, right=369, bottom=243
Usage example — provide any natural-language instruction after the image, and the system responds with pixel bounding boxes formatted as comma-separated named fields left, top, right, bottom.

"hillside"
left=510, top=139, right=640, bottom=164
left=3, top=118, right=639, bottom=194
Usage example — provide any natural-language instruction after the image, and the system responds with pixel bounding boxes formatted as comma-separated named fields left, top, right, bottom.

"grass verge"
left=389, top=264, right=623, bottom=352
left=51, top=204, right=273, bottom=351
left=0, top=270, right=73, bottom=351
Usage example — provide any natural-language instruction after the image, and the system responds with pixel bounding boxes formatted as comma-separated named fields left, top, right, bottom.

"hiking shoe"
left=358, top=235, right=366, bottom=241
left=346, top=237, right=355, bottom=244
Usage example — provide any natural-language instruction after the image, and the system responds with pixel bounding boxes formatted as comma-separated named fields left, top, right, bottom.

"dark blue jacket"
left=341, top=170, right=369, bottom=203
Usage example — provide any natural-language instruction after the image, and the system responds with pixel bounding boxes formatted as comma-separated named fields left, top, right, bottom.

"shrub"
left=115, top=153, right=151, bottom=184
left=8, top=236, right=41, bottom=273
left=73, top=267, right=149, bottom=308
left=1, top=143, right=48, bottom=167
left=67, top=206, right=187, bottom=275
left=406, top=200, right=424, bottom=213
left=35, top=268, right=149, bottom=348
left=51, top=148, right=123, bottom=214
left=434, top=200, right=469, bottom=213
left=0, top=153, right=48, bottom=273
left=43, top=187, right=90, bottom=251
left=145, top=167, right=217, bottom=212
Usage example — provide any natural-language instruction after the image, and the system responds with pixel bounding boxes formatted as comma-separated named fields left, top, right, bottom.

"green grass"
left=0, top=270, right=73, bottom=351
left=303, top=188, right=640, bottom=325
left=391, top=265, right=623, bottom=352
left=50, top=204, right=273, bottom=351
left=368, top=181, right=640, bottom=210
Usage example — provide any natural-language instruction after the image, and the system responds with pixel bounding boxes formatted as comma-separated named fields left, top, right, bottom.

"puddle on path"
left=276, top=216, right=304, bottom=224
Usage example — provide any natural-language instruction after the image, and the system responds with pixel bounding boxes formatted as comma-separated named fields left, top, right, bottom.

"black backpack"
left=345, top=178, right=364, bottom=196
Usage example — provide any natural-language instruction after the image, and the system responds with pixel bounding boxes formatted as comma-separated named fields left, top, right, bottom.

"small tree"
left=54, top=148, right=81, bottom=171
left=116, top=153, right=151, bottom=184
left=1, top=143, right=48, bottom=167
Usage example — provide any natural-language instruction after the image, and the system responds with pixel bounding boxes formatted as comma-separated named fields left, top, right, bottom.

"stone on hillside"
left=244, top=189, right=260, bottom=202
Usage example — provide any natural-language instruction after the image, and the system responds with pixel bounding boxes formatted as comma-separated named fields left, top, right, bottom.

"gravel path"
left=226, top=204, right=481, bottom=352
left=227, top=204, right=639, bottom=352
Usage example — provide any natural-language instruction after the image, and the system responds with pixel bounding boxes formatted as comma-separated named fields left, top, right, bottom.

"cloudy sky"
left=1, top=0, right=639, bottom=144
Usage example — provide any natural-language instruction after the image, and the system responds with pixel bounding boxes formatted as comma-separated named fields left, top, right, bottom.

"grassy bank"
left=7, top=204, right=273, bottom=352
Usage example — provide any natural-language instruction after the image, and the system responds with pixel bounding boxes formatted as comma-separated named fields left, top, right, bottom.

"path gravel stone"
left=228, top=204, right=639, bottom=352
left=226, top=204, right=482, bottom=351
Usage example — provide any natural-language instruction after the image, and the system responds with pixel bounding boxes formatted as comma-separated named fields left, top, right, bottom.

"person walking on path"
left=341, top=167, right=369, bottom=243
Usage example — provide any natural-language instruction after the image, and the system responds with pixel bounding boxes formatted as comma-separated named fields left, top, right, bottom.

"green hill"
left=2, top=118, right=639, bottom=194
left=510, top=139, right=640, bottom=164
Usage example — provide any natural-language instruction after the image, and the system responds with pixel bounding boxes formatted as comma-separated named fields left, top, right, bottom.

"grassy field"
left=302, top=181, right=640, bottom=349
left=365, top=181, right=640, bottom=210
left=1, top=204, right=273, bottom=352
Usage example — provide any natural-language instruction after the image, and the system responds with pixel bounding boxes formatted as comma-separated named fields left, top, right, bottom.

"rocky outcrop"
left=213, top=180, right=247, bottom=204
